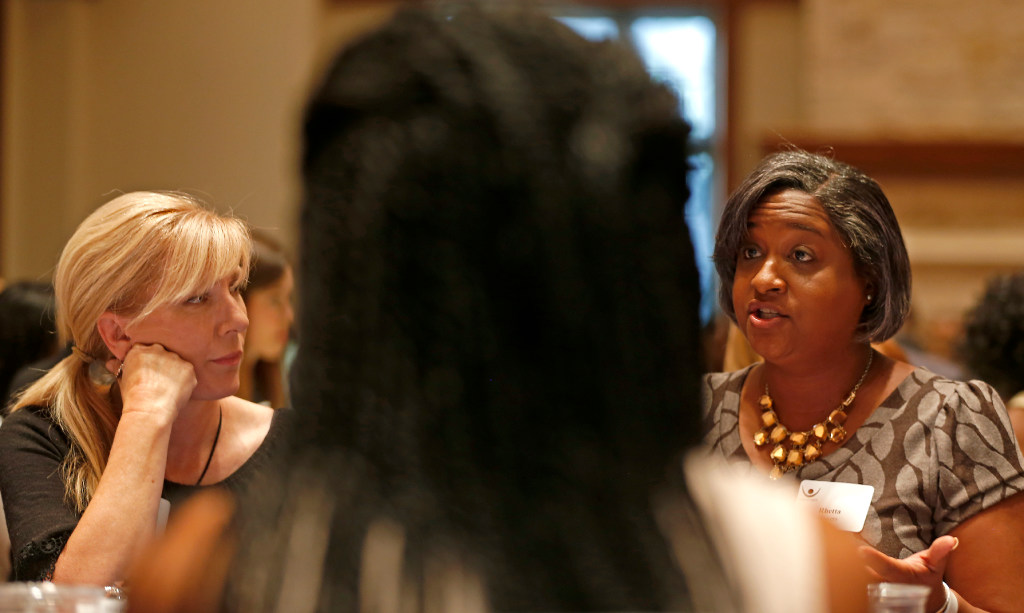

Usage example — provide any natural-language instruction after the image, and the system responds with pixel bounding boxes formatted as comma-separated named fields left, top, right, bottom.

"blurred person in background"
left=959, top=270, right=1024, bottom=450
left=0, top=281, right=60, bottom=408
left=238, top=231, right=295, bottom=408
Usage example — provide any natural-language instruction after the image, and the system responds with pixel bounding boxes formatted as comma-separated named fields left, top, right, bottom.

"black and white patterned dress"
left=702, top=364, right=1024, bottom=558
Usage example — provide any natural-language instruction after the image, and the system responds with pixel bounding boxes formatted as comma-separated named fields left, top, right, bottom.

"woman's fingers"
left=858, top=536, right=958, bottom=613
left=858, top=538, right=956, bottom=581
left=118, top=344, right=198, bottom=417
left=920, top=535, right=959, bottom=572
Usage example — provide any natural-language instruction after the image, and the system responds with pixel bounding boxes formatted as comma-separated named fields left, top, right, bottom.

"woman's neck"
left=237, top=358, right=255, bottom=402
left=165, top=398, right=225, bottom=478
left=757, top=345, right=874, bottom=430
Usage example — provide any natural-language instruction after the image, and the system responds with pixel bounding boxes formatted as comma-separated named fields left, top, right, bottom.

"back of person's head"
left=15, top=191, right=250, bottom=511
left=236, top=5, right=705, bottom=611
left=960, top=271, right=1024, bottom=399
left=0, top=281, right=58, bottom=400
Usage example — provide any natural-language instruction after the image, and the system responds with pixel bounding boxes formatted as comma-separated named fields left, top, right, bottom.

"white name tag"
left=796, top=480, right=873, bottom=532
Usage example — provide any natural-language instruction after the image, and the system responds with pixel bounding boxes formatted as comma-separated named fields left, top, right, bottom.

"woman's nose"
left=224, top=293, right=249, bottom=335
left=751, top=258, right=785, bottom=294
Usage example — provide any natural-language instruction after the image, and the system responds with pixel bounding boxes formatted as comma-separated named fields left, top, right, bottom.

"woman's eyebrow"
left=745, top=219, right=825, bottom=237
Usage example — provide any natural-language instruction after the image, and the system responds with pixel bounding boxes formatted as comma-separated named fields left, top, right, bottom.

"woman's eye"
left=185, top=294, right=207, bottom=305
left=793, top=249, right=813, bottom=262
left=741, top=246, right=761, bottom=260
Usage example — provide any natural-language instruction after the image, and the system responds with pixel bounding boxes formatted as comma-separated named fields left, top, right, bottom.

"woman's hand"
left=107, top=344, right=197, bottom=423
left=127, top=490, right=237, bottom=613
left=55, top=345, right=197, bottom=585
left=858, top=536, right=958, bottom=612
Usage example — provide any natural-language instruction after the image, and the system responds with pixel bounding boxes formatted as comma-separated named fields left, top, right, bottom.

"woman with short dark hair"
left=705, top=149, right=1024, bottom=612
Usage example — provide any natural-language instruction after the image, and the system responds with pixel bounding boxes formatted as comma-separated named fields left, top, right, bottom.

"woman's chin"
left=192, top=379, right=241, bottom=402
left=747, top=339, right=790, bottom=365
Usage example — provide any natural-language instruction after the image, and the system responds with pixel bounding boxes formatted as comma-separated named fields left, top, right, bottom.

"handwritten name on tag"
left=796, top=480, right=873, bottom=532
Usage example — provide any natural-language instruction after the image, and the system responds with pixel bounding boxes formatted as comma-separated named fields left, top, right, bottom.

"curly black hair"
left=959, top=271, right=1024, bottom=399
left=235, top=5, right=713, bottom=612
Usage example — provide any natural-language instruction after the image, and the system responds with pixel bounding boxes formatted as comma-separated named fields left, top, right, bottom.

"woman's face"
left=731, top=189, right=870, bottom=366
left=243, top=267, right=294, bottom=362
left=124, top=273, right=249, bottom=401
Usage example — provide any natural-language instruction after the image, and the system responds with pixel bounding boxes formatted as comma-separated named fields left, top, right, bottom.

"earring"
left=116, top=360, right=124, bottom=379
left=866, top=294, right=873, bottom=302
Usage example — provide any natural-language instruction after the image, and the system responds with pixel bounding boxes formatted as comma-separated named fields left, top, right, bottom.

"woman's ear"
left=96, top=312, right=131, bottom=361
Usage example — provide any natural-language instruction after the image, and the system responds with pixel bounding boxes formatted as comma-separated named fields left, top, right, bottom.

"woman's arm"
left=860, top=492, right=1024, bottom=613
left=943, top=491, right=1024, bottom=612
left=51, top=344, right=195, bottom=585
left=127, top=490, right=236, bottom=613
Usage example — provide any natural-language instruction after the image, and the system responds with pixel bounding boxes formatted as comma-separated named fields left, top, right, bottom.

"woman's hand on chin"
left=108, top=343, right=197, bottom=422
left=858, top=535, right=957, bottom=613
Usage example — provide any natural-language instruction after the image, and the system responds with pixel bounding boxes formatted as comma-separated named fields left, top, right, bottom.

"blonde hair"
left=13, top=191, right=251, bottom=512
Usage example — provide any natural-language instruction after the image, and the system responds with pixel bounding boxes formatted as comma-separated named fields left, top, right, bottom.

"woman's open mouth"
left=747, top=302, right=787, bottom=324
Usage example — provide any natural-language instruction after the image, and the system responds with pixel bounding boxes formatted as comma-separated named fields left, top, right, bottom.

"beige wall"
left=5, top=0, right=1023, bottom=358
left=1, top=0, right=395, bottom=282
left=729, top=1, right=803, bottom=184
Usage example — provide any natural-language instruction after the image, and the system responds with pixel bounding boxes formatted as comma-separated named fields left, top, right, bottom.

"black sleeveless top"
left=0, top=404, right=291, bottom=581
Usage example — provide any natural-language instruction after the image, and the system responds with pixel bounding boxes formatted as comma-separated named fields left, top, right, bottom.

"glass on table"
left=0, top=582, right=125, bottom=612
left=868, top=582, right=931, bottom=613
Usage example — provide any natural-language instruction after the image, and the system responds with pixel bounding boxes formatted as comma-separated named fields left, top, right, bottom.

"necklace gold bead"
left=754, top=351, right=873, bottom=480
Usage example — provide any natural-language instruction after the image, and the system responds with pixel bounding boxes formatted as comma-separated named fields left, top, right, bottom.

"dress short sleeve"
left=930, top=379, right=1024, bottom=536
left=0, top=406, right=80, bottom=580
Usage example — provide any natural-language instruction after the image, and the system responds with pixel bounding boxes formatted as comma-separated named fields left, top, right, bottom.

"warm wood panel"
left=758, top=134, right=1024, bottom=360
left=761, top=136, right=1024, bottom=178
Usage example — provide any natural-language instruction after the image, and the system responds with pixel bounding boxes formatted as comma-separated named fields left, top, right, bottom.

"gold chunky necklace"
left=754, top=351, right=873, bottom=480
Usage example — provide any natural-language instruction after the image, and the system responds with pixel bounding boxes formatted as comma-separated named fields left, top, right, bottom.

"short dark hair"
left=713, top=149, right=911, bottom=342
left=960, top=271, right=1024, bottom=399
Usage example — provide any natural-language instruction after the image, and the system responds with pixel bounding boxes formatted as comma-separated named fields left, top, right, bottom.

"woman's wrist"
left=934, top=582, right=958, bottom=613
left=117, top=406, right=176, bottom=431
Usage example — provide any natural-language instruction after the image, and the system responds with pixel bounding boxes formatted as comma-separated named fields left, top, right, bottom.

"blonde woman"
left=0, top=192, right=286, bottom=585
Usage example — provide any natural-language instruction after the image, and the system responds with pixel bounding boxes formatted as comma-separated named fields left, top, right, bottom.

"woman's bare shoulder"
left=226, top=396, right=276, bottom=425
left=222, top=397, right=277, bottom=459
